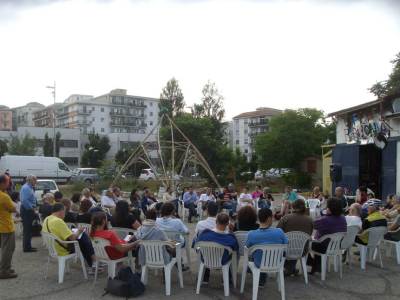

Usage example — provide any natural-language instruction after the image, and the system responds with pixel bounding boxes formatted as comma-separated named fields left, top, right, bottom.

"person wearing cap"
left=356, top=200, right=387, bottom=245
left=0, top=174, right=17, bottom=279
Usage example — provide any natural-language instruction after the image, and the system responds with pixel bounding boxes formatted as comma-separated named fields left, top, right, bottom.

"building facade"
left=328, top=93, right=400, bottom=199
left=12, top=102, right=45, bottom=128
left=0, top=106, right=13, bottom=131
left=33, top=103, right=62, bottom=127
left=0, top=127, right=81, bottom=167
left=230, top=107, right=282, bottom=161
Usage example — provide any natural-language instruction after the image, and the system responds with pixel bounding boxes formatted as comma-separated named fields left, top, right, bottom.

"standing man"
left=183, top=186, right=198, bottom=223
left=0, top=174, right=17, bottom=279
left=20, top=175, right=38, bottom=253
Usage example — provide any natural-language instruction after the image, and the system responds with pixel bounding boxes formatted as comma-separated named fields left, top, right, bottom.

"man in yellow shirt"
left=42, top=203, right=96, bottom=270
left=0, top=174, right=17, bottom=279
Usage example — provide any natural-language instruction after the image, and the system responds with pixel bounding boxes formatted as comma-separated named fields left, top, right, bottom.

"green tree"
left=8, top=134, right=36, bottom=155
left=255, top=108, right=333, bottom=172
left=192, top=80, right=225, bottom=121
left=81, top=133, right=111, bottom=167
left=43, top=132, right=61, bottom=157
left=159, top=78, right=185, bottom=120
left=370, top=51, right=400, bottom=97
left=0, top=140, right=7, bottom=157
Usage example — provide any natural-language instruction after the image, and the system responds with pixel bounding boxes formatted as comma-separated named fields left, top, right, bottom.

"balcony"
left=110, top=111, right=146, bottom=118
left=248, top=121, right=268, bottom=128
left=110, top=122, right=147, bottom=128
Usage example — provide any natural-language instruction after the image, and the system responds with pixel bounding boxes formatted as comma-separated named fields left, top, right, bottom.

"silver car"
left=71, top=168, right=100, bottom=184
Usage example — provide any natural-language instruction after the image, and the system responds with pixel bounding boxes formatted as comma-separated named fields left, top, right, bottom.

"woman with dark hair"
left=70, top=193, right=81, bottom=213
left=91, top=212, right=139, bottom=260
left=76, top=199, right=93, bottom=224
left=111, top=200, right=141, bottom=229
left=234, top=206, right=259, bottom=231
left=129, top=189, right=141, bottom=209
left=308, top=198, right=347, bottom=274
left=62, top=198, right=77, bottom=223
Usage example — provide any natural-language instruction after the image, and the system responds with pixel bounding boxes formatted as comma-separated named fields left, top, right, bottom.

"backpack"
left=103, top=266, right=145, bottom=299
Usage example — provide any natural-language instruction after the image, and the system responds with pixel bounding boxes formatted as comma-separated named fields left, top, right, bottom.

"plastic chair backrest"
left=234, top=231, right=249, bottom=256
left=42, top=232, right=59, bottom=258
left=140, top=240, right=171, bottom=267
left=365, top=226, right=387, bottom=247
left=248, top=244, right=287, bottom=272
left=286, top=231, right=311, bottom=259
left=341, top=225, right=359, bottom=249
left=320, top=233, right=345, bottom=255
left=307, top=199, right=320, bottom=209
left=196, top=241, right=232, bottom=269
left=92, top=237, right=111, bottom=260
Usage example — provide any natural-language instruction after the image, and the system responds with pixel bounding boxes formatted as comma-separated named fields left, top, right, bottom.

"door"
left=332, top=144, right=359, bottom=194
left=382, top=140, right=397, bottom=200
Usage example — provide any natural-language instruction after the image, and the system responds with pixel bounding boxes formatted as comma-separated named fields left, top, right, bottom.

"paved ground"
left=1, top=222, right=400, bottom=300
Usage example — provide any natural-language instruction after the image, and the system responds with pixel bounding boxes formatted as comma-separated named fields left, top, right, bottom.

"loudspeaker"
left=330, top=164, right=342, bottom=182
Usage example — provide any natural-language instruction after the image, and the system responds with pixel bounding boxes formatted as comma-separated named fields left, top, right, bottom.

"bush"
left=282, top=171, right=311, bottom=189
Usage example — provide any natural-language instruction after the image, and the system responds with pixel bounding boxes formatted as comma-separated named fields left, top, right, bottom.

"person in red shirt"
left=91, top=212, right=139, bottom=260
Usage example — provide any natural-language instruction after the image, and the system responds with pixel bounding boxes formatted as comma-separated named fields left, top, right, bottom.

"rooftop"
left=233, top=107, right=282, bottom=119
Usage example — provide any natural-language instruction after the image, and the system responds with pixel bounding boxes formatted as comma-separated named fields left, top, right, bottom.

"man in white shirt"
left=345, top=203, right=362, bottom=228
left=197, top=188, right=216, bottom=215
left=101, top=189, right=116, bottom=209
left=195, top=202, right=218, bottom=236
left=238, top=187, right=254, bottom=209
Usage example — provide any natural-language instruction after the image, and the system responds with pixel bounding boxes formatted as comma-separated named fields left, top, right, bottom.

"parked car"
left=34, top=179, right=59, bottom=205
left=139, top=169, right=156, bottom=181
left=71, top=168, right=100, bottom=184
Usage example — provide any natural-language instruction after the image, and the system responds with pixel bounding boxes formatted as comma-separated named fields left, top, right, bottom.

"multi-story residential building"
left=33, top=103, right=62, bottom=127
left=0, top=127, right=81, bottom=167
left=57, top=89, right=159, bottom=158
left=0, top=106, right=13, bottom=131
left=12, top=102, right=45, bottom=128
left=231, top=107, right=282, bottom=161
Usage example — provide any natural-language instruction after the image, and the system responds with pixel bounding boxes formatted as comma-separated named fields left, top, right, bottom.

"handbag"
left=103, top=266, right=145, bottom=299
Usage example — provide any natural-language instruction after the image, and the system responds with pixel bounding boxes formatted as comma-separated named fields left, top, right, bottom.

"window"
left=150, top=112, right=153, bottom=116
left=244, top=149, right=248, bottom=154
left=236, top=140, right=239, bottom=145
left=58, top=162, right=70, bottom=172
left=244, top=139, right=248, bottom=144
left=92, top=107, right=95, bottom=111
left=101, top=107, right=104, bottom=112
left=101, top=128, right=104, bottom=132
left=101, top=117, right=104, bottom=122
left=236, top=130, right=239, bottom=135
left=59, top=140, right=78, bottom=148
left=150, top=121, right=153, bottom=126
left=307, top=159, right=317, bottom=174
left=92, top=117, right=95, bottom=121
left=244, top=119, right=248, bottom=124
left=150, top=102, right=153, bottom=107
left=244, top=129, right=248, bottom=134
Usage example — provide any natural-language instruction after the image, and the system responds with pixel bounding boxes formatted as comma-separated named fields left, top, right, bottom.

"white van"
left=0, top=155, right=73, bottom=183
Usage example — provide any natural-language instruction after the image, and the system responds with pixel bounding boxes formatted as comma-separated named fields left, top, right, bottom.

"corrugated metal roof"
left=233, top=107, right=282, bottom=119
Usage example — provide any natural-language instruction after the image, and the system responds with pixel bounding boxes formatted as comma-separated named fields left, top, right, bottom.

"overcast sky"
left=0, top=0, right=399, bottom=119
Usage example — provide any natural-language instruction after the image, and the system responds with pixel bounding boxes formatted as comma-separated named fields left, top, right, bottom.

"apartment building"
left=231, top=107, right=282, bottom=161
left=33, top=103, right=62, bottom=127
left=0, top=106, right=13, bottom=131
left=12, top=102, right=45, bottom=128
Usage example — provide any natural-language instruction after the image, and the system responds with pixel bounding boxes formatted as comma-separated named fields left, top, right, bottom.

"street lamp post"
left=46, top=81, right=56, bottom=157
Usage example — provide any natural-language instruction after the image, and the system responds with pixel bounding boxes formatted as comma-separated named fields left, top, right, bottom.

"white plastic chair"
left=340, top=225, right=360, bottom=267
left=234, top=231, right=249, bottom=257
left=163, top=230, right=191, bottom=267
left=41, top=232, right=88, bottom=284
left=92, top=237, right=134, bottom=283
left=306, top=199, right=320, bottom=220
left=383, top=228, right=400, bottom=265
left=240, top=244, right=287, bottom=300
left=139, top=240, right=184, bottom=296
left=195, top=241, right=237, bottom=297
left=356, top=226, right=387, bottom=270
left=286, top=231, right=311, bottom=284
left=310, top=232, right=345, bottom=281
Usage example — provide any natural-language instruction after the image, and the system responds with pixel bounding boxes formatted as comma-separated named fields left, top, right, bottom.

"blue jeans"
left=20, top=206, right=35, bottom=251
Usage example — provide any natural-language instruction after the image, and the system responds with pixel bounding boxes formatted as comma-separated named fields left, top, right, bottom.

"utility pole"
left=46, top=81, right=56, bottom=157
